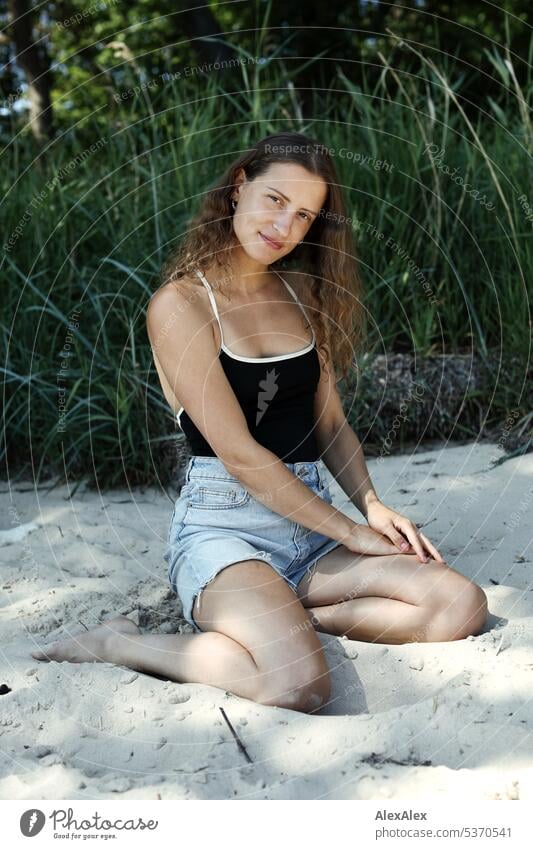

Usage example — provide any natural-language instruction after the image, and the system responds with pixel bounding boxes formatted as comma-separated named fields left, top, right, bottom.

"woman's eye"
left=269, top=195, right=309, bottom=221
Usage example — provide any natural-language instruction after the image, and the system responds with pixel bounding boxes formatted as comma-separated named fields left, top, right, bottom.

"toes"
left=31, top=644, right=56, bottom=661
left=31, top=649, right=49, bottom=661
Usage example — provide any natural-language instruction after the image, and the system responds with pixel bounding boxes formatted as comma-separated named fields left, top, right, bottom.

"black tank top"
left=176, top=268, right=321, bottom=462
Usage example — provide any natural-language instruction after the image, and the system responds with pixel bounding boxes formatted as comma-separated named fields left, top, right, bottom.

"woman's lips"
left=259, top=232, right=283, bottom=249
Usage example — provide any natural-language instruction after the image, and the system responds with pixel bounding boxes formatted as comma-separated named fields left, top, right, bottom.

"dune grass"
left=1, top=46, right=531, bottom=488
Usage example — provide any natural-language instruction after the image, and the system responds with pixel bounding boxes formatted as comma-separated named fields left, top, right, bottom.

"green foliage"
left=1, top=28, right=531, bottom=488
left=2, top=0, right=531, bottom=137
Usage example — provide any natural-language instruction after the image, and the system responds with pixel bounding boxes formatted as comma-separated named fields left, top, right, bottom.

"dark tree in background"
left=0, top=1, right=530, bottom=139
left=4, top=0, right=54, bottom=141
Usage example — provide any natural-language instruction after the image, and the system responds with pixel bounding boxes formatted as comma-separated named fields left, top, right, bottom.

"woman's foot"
left=30, top=615, right=140, bottom=664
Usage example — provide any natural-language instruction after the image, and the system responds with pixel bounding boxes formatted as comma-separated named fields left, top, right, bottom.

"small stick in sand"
left=219, top=707, right=253, bottom=764
left=495, top=633, right=506, bottom=655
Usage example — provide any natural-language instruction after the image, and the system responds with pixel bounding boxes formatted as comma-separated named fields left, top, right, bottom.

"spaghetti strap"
left=195, top=266, right=315, bottom=354
left=195, top=268, right=225, bottom=347
left=173, top=265, right=321, bottom=459
left=272, top=270, right=316, bottom=342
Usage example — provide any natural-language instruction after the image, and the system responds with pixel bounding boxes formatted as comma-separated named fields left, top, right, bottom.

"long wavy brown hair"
left=159, top=131, right=366, bottom=381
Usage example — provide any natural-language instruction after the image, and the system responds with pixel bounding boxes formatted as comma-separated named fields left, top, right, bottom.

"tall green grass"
left=1, top=45, right=531, bottom=487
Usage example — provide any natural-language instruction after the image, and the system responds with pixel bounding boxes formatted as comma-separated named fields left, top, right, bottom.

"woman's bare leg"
left=32, top=614, right=263, bottom=701
left=307, top=593, right=486, bottom=644
left=31, top=561, right=331, bottom=711
left=297, top=548, right=488, bottom=644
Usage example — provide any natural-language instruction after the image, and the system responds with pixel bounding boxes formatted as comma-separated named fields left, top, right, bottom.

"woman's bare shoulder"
left=148, top=274, right=209, bottom=316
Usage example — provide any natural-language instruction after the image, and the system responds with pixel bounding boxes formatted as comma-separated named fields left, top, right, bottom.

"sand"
left=1, top=442, right=532, bottom=800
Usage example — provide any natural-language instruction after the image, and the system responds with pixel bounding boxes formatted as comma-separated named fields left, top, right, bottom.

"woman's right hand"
left=337, top=521, right=400, bottom=557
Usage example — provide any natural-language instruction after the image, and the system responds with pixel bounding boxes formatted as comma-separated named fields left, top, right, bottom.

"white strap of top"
left=195, top=267, right=314, bottom=343
left=196, top=268, right=222, bottom=334
left=272, top=270, right=315, bottom=338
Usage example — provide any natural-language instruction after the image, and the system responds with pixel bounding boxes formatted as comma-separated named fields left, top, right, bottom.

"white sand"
left=1, top=443, right=532, bottom=800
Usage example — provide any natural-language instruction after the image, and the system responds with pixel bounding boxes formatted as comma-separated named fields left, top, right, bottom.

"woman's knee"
left=430, top=580, right=488, bottom=641
left=458, top=582, right=488, bottom=636
left=257, top=655, right=331, bottom=712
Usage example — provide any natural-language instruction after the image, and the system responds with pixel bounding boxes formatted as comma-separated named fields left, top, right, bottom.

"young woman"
left=32, top=132, right=488, bottom=713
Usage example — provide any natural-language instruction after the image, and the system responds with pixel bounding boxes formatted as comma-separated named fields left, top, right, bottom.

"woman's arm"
left=311, top=340, right=378, bottom=516
left=317, top=417, right=445, bottom=564
left=147, top=282, right=398, bottom=558
left=319, top=419, right=445, bottom=563
left=317, top=421, right=380, bottom=518
left=313, top=347, right=445, bottom=564
left=220, top=440, right=399, bottom=558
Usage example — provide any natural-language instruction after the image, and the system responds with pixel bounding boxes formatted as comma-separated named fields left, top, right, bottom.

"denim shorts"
left=164, top=455, right=341, bottom=632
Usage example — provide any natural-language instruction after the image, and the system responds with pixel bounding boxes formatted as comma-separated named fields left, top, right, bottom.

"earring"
left=231, top=198, right=237, bottom=210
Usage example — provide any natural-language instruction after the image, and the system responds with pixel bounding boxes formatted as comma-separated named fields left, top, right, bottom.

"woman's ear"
left=233, top=167, right=247, bottom=195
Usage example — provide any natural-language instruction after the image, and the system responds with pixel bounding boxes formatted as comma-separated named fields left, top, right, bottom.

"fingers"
left=387, top=525, right=412, bottom=552
left=363, top=513, right=447, bottom=565
left=367, top=525, right=403, bottom=554
left=418, top=531, right=447, bottom=564
left=395, top=522, right=447, bottom=565
left=348, top=525, right=400, bottom=556
left=393, top=519, right=429, bottom=563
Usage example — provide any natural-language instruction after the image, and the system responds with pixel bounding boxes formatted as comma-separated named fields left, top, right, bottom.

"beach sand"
left=1, top=443, right=532, bottom=800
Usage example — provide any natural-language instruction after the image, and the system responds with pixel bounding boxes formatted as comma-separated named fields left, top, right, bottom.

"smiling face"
left=230, top=162, right=328, bottom=262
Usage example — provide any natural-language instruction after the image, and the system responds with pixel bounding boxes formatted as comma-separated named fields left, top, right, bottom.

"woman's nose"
left=273, top=211, right=293, bottom=237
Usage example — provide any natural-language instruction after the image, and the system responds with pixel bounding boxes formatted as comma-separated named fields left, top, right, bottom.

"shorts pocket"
left=187, top=479, right=250, bottom=510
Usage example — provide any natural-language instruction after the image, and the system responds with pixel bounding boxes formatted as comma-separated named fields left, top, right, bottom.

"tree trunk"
left=8, top=0, right=54, bottom=142
left=179, top=6, right=235, bottom=65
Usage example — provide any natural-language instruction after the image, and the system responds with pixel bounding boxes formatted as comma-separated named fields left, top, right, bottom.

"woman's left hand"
left=365, top=501, right=446, bottom=564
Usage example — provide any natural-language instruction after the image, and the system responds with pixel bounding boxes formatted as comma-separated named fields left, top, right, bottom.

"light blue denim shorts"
left=164, top=455, right=341, bottom=632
